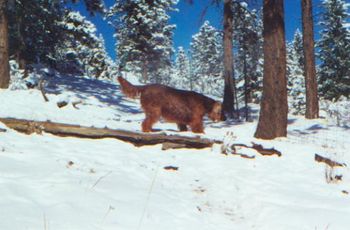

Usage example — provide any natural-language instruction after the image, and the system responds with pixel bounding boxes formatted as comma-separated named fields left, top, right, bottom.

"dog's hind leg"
left=142, top=110, right=160, bottom=132
left=177, top=123, right=188, bottom=132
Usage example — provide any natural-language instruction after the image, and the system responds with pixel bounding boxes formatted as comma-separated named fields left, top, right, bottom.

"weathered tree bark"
left=0, top=0, right=10, bottom=89
left=0, top=118, right=221, bottom=149
left=222, top=0, right=236, bottom=118
left=301, top=0, right=319, bottom=119
left=254, top=0, right=288, bottom=139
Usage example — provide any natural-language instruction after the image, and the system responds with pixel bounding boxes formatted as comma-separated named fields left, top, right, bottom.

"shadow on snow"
left=43, top=74, right=142, bottom=115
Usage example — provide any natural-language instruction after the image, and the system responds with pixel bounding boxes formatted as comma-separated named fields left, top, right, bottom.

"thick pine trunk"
left=222, top=0, right=236, bottom=118
left=254, top=0, right=288, bottom=139
left=0, top=0, right=10, bottom=88
left=301, top=0, right=319, bottom=119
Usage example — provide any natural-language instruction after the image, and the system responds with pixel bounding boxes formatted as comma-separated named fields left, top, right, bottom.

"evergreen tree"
left=55, top=11, right=116, bottom=79
left=287, top=30, right=306, bottom=115
left=233, top=4, right=263, bottom=103
left=190, top=20, right=223, bottom=97
left=171, top=46, right=191, bottom=89
left=109, top=0, right=177, bottom=84
left=7, top=0, right=63, bottom=69
left=318, top=0, right=350, bottom=100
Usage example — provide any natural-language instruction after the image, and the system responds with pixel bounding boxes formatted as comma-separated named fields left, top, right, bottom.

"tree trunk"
left=142, top=59, right=148, bottom=82
left=243, top=50, right=249, bottom=121
left=222, top=0, right=236, bottom=118
left=301, top=0, right=319, bottom=119
left=0, top=0, right=10, bottom=88
left=254, top=0, right=288, bottom=139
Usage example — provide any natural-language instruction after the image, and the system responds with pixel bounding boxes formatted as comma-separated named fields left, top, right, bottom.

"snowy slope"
left=0, top=75, right=349, bottom=230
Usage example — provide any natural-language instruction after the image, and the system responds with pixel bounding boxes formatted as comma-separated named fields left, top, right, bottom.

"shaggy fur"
left=117, top=76, right=224, bottom=133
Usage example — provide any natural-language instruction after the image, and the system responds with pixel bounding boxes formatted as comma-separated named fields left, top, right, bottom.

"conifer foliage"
left=171, top=46, right=191, bottom=90
left=190, top=21, right=223, bottom=97
left=233, top=3, right=263, bottom=103
left=55, top=11, right=116, bottom=79
left=287, top=30, right=306, bottom=115
left=109, top=0, right=177, bottom=84
left=7, top=0, right=63, bottom=68
left=318, top=0, right=350, bottom=100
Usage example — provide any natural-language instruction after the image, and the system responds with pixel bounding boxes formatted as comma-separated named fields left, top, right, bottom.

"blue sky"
left=71, top=0, right=324, bottom=60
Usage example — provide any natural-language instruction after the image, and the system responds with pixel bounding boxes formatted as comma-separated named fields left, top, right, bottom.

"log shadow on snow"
left=288, top=118, right=297, bottom=124
left=206, top=118, right=244, bottom=129
left=43, top=74, right=142, bottom=114
left=290, top=124, right=329, bottom=136
left=306, top=124, right=329, bottom=131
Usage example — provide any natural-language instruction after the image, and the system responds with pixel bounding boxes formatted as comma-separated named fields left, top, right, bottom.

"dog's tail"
left=117, top=76, right=144, bottom=99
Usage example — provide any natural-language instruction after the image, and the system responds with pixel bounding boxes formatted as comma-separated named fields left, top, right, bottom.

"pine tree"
left=171, top=46, right=191, bottom=89
left=287, top=30, right=306, bottom=115
left=255, top=0, right=288, bottom=139
left=7, top=0, right=63, bottom=70
left=109, top=0, right=177, bottom=84
left=233, top=4, right=263, bottom=104
left=0, top=0, right=105, bottom=88
left=222, top=0, right=236, bottom=118
left=318, top=0, right=350, bottom=100
left=301, top=0, right=319, bottom=119
left=55, top=11, right=116, bottom=78
left=190, top=20, right=223, bottom=97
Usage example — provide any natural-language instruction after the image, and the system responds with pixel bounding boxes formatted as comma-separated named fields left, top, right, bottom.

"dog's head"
left=208, top=102, right=225, bottom=122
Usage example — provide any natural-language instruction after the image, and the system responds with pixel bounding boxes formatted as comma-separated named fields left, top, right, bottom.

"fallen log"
left=0, top=117, right=220, bottom=149
left=161, top=142, right=188, bottom=150
left=315, top=154, right=346, bottom=168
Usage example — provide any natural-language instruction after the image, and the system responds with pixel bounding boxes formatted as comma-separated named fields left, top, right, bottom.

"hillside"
left=0, top=74, right=349, bottom=230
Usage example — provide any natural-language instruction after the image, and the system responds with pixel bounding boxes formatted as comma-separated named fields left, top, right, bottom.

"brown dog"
left=117, top=76, right=223, bottom=133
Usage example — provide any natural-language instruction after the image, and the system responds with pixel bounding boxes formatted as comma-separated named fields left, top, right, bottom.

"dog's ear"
left=208, top=102, right=222, bottom=122
left=214, top=102, right=222, bottom=113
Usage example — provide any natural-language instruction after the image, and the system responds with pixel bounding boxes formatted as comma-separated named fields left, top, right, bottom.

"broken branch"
left=315, top=154, right=346, bottom=168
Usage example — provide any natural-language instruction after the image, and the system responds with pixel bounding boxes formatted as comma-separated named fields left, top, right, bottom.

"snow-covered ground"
left=0, top=74, right=349, bottom=230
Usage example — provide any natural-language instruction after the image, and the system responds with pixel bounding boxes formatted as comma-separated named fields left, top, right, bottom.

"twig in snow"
left=43, top=213, right=48, bottom=230
left=163, top=166, right=179, bottom=171
left=39, top=78, right=49, bottom=102
left=91, top=171, right=112, bottom=189
left=72, top=101, right=83, bottom=109
left=102, top=205, right=115, bottom=222
left=137, top=165, right=159, bottom=230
